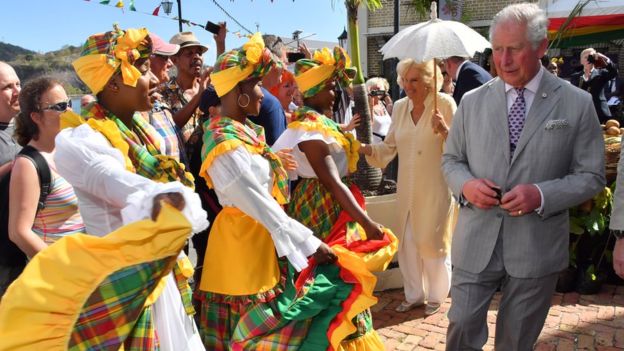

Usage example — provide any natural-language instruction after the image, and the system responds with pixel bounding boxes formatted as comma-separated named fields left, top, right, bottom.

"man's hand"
left=613, top=238, right=624, bottom=279
left=313, top=242, right=337, bottom=265
left=500, top=184, right=541, bottom=216
left=151, top=192, right=186, bottom=220
left=197, top=66, right=213, bottom=92
left=214, top=22, right=227, bottom=43
left=276, top=148, right=298, bottom=171
left=462, top=179, right=500, bottom=209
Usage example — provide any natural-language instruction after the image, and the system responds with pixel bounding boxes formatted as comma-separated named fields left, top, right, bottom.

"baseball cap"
left=150, top=33, right=180, bottom=56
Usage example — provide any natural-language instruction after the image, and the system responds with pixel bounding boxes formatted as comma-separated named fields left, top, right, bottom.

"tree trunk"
left=347, top=7, right=382, bottom=192
left=352, top=83, right=382, bottom=191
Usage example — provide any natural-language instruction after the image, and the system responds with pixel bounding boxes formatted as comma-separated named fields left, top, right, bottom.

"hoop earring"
left=238, top=93, right=250, bottom=108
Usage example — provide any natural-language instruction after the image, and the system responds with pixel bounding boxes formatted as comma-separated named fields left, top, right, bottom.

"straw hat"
left=169, top=32, right=208, bottom=54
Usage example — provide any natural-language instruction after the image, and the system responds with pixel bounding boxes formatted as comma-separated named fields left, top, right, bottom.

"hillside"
left=0, top=42, right=35, bottom=62
left=1, top=42, right=88, bottom=94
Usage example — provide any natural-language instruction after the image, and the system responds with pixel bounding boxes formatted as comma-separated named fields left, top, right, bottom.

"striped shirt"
left=32, top=172, right=86, bottom=243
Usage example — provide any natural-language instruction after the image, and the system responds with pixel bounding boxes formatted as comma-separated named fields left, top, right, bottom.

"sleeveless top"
left=32, top=171, right=86, bottom=243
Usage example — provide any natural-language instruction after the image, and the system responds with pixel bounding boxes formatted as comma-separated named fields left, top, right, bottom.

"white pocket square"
left=545, top=119, right=569, bottom=130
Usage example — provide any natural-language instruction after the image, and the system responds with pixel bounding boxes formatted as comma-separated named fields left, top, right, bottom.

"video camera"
left=369, top=90, right=387, bottom=97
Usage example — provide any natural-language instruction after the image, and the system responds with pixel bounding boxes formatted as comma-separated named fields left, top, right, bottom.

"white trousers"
left=399, top=214, right=452, bottom=304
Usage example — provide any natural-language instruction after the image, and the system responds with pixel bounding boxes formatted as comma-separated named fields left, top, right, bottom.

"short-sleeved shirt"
left=160, top=77, right=202, bottom=142
left=145, top=101, right=182, bottom=162
left=0, top=120, right=21, bottom=166
left=249, top=88, right=287, bottom=146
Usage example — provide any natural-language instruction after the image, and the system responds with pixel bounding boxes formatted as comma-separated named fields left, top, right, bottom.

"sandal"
left=395, top=300, right=424, bottom=313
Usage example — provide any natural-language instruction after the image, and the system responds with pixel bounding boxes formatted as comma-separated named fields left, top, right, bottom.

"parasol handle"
left=433, top=59, right=438, bottom=112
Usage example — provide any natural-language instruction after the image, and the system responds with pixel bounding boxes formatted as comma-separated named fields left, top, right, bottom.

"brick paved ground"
left=373, top=285, right=624, bottom=350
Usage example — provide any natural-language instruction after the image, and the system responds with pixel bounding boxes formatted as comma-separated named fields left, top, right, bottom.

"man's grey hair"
left=489, top=3, right=548, bottom=50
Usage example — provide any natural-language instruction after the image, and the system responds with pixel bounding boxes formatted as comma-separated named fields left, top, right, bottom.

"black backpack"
left=0, top=145, right=51, bottom=267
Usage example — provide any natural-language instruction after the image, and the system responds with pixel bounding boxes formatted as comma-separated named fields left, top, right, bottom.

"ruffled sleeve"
left=207, top=146, right=321, bottom=271
left=55, top=124, right=209, bottom=234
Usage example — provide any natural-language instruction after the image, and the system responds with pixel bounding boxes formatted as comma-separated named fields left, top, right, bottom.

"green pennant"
left=129, top=0, right=136, bottom=11
left=99, top=0, right=111, bottom=4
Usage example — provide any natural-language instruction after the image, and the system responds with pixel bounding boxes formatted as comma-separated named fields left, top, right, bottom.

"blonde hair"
left=580, top=48, right=596, bottom=61
left=365, top=77, right=390, bottom=92
left=396, top=58, right=443, bottom=93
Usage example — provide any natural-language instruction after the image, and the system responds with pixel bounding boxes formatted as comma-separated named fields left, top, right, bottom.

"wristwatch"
left=611, top=229, right=624, bottom=240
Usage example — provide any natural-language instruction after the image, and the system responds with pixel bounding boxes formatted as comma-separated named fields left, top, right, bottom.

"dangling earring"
left=238, top=93, right=250, bottom=108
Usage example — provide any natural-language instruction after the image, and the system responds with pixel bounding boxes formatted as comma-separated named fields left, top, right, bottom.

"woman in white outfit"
left=366, top=77, right=393, bottom=144
left=360, top=59, right=458, bottom=315
left=55, top=26, right=207, bottom=350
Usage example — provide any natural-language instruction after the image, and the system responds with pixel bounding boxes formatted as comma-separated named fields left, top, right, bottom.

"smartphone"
left=286, top=52, right=305, bottom=63
left=587, top=54, right=596, bottom=64
left=205, top=21, right=220, bottom=35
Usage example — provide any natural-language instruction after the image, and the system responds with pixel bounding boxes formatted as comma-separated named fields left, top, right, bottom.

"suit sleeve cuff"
left=533, top=183, right=545, bottom=215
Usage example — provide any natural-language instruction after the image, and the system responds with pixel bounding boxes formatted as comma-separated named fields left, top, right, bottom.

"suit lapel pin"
left=542, top=93, right=547, bottom=98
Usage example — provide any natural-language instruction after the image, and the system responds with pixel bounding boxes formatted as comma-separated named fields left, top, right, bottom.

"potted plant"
left=557, top=185, right=614, bottom=294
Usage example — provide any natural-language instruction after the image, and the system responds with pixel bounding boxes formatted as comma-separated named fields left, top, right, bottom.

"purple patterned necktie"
left=508, top=88, right=526, bottom=156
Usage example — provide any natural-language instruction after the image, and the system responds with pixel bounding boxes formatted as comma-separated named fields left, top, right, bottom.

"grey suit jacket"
left=442, top=71, right=605, bottom=278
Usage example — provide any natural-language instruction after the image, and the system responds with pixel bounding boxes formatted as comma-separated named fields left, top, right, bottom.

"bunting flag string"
left=83, top=0, right=253, bottom=35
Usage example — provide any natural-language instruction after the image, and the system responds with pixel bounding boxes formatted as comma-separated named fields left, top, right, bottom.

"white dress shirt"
left=504, top=66, right=546, bottom=213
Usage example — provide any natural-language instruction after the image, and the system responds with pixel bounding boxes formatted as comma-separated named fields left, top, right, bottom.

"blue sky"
left=0, top=0, right=349, bottom=64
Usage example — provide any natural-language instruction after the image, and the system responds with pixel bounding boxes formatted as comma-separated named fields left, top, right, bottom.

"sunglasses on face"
left=41, top=99, right=72, bottom=112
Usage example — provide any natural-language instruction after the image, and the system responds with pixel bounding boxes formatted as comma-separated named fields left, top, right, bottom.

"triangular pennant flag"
left=115, top=0, right=124, bottom=8
left=152, top=5, right=160, bottom=16
left=100, top=0, right=111, bottom=4
left=129, top=0, right=136, bottom=11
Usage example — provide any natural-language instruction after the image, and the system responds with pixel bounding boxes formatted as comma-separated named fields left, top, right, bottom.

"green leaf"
left=570, top=220, right=584, bottom=235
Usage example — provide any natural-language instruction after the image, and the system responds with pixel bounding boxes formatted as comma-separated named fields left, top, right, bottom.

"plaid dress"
left=281, top=107, right=384, bottom=349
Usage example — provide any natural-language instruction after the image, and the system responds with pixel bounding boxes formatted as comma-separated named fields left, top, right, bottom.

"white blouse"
left=272, top=129, right=349, bottom=180
left=372, top=109, right=392, bottom=144
left=54, top=123, right=209, bottom=237
left=207, top=145, right=321, bottom=271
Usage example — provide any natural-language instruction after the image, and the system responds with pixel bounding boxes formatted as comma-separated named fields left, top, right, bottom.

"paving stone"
left=374, top=285, right=624, bottom=349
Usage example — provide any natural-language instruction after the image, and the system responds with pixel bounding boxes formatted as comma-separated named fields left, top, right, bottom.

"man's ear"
left=537, top=38, right=549, bottom=59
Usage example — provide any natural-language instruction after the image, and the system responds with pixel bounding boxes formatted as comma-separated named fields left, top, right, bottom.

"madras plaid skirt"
left=287, top=178, right=377, bottom=345
left=197, top=292, right=310, bottom=351
left=69, top=260, right=171, bottom=350
left=287, top=178, right=345, bottom=240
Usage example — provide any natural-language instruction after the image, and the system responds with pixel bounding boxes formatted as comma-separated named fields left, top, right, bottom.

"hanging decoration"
left=82, top=0, right=253, bottom=35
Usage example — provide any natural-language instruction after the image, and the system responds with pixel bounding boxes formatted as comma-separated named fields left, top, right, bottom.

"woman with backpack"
left=8, top=77, right=85, bottom=257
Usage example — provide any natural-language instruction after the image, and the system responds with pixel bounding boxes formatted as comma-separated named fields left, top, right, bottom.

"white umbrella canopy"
left=380, top=18, right=491, bottom=61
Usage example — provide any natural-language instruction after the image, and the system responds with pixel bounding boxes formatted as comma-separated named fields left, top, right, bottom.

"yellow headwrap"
left=73, top=26, right=151, bottom=94
left=210, top=32, right=277, bottom=97
left=294, top=47, right=356, bottom=98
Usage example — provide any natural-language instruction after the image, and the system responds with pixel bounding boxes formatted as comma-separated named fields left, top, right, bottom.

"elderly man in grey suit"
left=442, top=3, right=605, bottom=350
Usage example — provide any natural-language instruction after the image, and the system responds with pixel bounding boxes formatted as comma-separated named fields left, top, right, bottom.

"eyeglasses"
left=41, top=99, right=72, bottom=112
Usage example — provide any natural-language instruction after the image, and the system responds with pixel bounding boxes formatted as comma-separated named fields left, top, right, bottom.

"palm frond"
left=549, top=0, right=593, bottom=49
